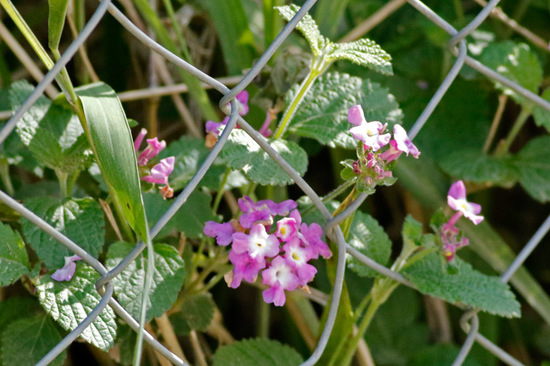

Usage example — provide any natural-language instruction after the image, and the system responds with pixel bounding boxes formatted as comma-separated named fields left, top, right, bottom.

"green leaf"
left=514, top=135, right=550, bottom=202
left=480, top=41, right=542, bottom=105
left=143, top=190, right=218, bottom=239
left=201, top=0, right=256, bottom=75
left=212, top=338, right=303, bottom=366
left=1, top=315, right=66, bottom=366
left=346, top=211, right=392, bottom=277
left=21, top=197, right=105, bottom=269
left=77, top=82, right=148, bottom=242
left=276, top=4, right=326, bottom=55
left=402, top=252, right=521, bottom=318
left=411, top=344, right=483, bottom=366
left=314, top=0, right=350, bottom=38
left=160, top=136, right=246, bottom=191
left=106, top=242, right=186, bottom=321
left=35, top=264, right=118, bottom=351
left=9, top=80, right=51, bottom=146
left=532, top=87, right=550, bottom=132
left=0, top=297, right=40, bottom=330
left=286, top=72, right=402, bottom=148
left=440, top=149, right=518, bottom=186
left=221, top=129, right=308, bottom=185
left=170, top=293, right=215, bottom=335
left=0, top=222, right=30, bottom=286
left=327, top=39, right=393, bottom=75
left=402, top=215, right=423, bottom=248
left=48, top=0, right=69, bottom=51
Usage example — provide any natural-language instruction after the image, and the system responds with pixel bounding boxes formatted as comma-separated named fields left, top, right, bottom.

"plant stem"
left=483, top=94, right=507, bottom=153
left=56, top=170, right=69, bottom=198
left=274, top=65, right=321, bottom=139
left=495, top=106, right=532, bottom=156
left=213, top=167, right=231, bottom=213
left=256, top=292, right=271, bottom=338
left=0, top=160, right=14, bottom=196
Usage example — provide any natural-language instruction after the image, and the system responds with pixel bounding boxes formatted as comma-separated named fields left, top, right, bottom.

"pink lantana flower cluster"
left=347, top=105, right=420, bottom=189
left=203, top=196, right=331, bottom=306
left=134, top=128, right=175, bottom=199
left=440, top=180, right=484, bottom=262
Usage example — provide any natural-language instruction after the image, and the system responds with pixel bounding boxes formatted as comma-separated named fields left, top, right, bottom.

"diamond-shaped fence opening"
left=0, top=0, right=549, bottom=365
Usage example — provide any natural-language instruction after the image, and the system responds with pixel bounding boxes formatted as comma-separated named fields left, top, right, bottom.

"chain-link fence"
left=1, top=0, right=550, bottom=365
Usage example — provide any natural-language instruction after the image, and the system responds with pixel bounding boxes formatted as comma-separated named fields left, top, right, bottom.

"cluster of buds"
left=134, top=129, right=175, bottom=199
left=346, top=105, right=420, bottom=190
left=203, top=196, right=331, bottom=306
left=440, top=180, right=484, bottom=262
left=205, top=91, right=274, bottom=147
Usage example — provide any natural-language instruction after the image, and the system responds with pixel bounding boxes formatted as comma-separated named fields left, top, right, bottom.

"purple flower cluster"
left=348, top=105, right=420, bottom=188
left=203, top=196, right=331, bottom=306
left=441, top=180, right=484, bottom=262
left=134, top=128, right=175, bottom=199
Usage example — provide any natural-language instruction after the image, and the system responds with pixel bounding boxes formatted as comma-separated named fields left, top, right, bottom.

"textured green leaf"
left=328, top=39, right=392, bottom=75
left=213, top=338, right=303, bottom=366
left=35, top=264, right=118, bottom=350
left=21, top=197, right=105, bottom=269
left=221, top=129, right=308, bottom=185
left=532, top=87, right=550, bottom=132
left=160, top=136, right=246, bottom=191
left=411, top=344, right=483, bottom=366
left=1, top=315, right=66, bottom=366
left=201, top=0, right=255, bottom=75
left=480, top=41, right=542, bottom=105
left=440, top=149, right=518, bottom=186
left=143, top=190, right=218, bottom=239
left=77, top=82, right=148, bottom=242
left=170, top=293, right=215, bottom=335
left=48, top=0, right=69, bottom=50
left=402, top=215, right=423, bottom=248
left=515, top=135, right=550, bottom=202
left=402, top=252, right=521, bottom=317
left=0, top=222, right=30, bottom=286
left=276, top=4, right=326, bottom=55
left=0, top=297, right=39, bottom=330
left=106, top=242, right=186, bottom=321
left=286, top=72, right=402, bottom=148
left=9, top=80, right=90, bottom=173
left=346, top=211, right=392, bottom=277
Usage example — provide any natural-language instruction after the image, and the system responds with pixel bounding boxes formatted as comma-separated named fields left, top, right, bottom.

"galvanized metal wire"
left=1, top=0, right=549, bottom=364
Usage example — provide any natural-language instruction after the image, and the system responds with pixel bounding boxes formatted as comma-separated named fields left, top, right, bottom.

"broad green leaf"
left=286, top=72, right=402, bottom=148
left=35, top=264, right=118, bottom=351
left=0, top=297, right=40, bottom=330
left=480, top=41, right=542, bottom=105
left=346, top=211, right=392, bottom=277
left=440, top=149, right=518, bottom=186
left=212, top=338, right=303, bottom=366
left=201, top=0, right=256, bottom=75
left=276, top=4, right=326, bottom=55
left=0, top=222, right=30, bottom=286
left=1, top=315, right=66, bottom=366
left=515, top=135, right=550, bottom=202
left=221, top=129, right=308, bottom=185
left=532, top=87, right=550, bottom=132
left=9, top=81, right=51, bottom=145
left=21, top=197, right=105, bottom=269
left=170, top=293, right=215, bottom=335
left=160, top=136, right=247, bottom=191
left=77, top=82, right=148, bottom=242
left=106, top=242, right=186, bottom=321
left=143, top=190, right=218, bottom=239
left=402, top=252, right=521, bottom=318
left=402, top=215, right=423, bottom=248
left=327, top=39, right=393, bottom=75
left=48, top=0, right=69, bottom=51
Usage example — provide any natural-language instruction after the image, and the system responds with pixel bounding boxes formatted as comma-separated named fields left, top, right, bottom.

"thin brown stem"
left=190, top=330, right=208, bottom=366
left=339, top=0, right=407, bottom=42
left=0, top=21, right=58, bottom=98
left=144, top=323, right=172, bottom=366
left=483, top=94, right=507, bottom=153
left=206, top=308, right=235, bottom=344
left=155, top=314, right=189, bottom=363
left=99, top=199, right=124, bottom=242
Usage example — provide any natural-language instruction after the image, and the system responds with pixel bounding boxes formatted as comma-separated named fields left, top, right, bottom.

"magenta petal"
left=448, top=181, right=466, bottom=200
left=348, top=105, right=365, bottom=126
left=469, top=202, right=482, bottom=215
left=51, top=255, right=82, bottom=282
left=142, top=157, right=175, bottom=184
left=134, top=128, right=147, bottom=152
left=262, top=286, right=287, bottom=306
left=203, top=221, right=235, bottom=246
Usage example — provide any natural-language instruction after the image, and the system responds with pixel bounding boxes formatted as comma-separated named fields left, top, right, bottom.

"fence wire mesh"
left=0, top=0, right=549, bottom=365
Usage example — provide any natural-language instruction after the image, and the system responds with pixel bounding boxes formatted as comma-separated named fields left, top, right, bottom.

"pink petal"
left=348, top=105, right=366, bottom=126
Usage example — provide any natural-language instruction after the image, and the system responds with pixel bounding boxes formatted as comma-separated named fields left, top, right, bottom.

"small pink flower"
left=142, top=157, right=175, bottom=185
left=51, top=255, right=82, bottom=281
left=283, top=238, right=317, bottom=285
left=262, top=256, right=299, bottom=306
left=258, top=109, right=275, bottom=137
left=300, top=222, right=331, bottom=259
left=238, top=196, right=297, bottom=228
left=204, top=221, right=236, bottom=246
left=232, top=224, right=280, bottom=265
left=138, top=138, right=167, bottom=166
left=348, top=105, right=390, bottom=151
left=227, top=251, right=264, bottom=288
left=447, top=181, right=484, bottom=225
left=236, top=90, right=249, bottom=116
left=393, top=125, right=420, bottom=158
left=134, top=128, right=147, bottom=152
